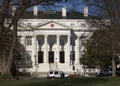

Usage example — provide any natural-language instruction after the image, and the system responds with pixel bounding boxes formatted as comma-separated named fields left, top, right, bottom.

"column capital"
left=77, top=35, right=80, bottom=37
left=33, top=34, right=37, bottom=38
left=45, top=34, right=48, bottom=37
left=67, top=35, right=71, bottom=37
left=23, top=35, right=26, bottom=37
left=57, top=35, right=60, bottom=37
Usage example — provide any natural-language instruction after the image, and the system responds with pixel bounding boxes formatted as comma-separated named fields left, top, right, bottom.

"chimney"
left=84, top=6, right=88, bottom=17
left=62, top=6, right=67, bottom=19
left=12, top=5, right=16, bottom=16
left=33, top=5, right=38, bottom=16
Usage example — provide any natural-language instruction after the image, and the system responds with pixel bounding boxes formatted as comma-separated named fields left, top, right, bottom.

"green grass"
left=0, top=77, right=120, bottom=86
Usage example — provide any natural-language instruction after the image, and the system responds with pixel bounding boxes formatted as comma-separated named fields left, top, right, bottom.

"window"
left=18, top=22, right=22, bottom=27
left=49, top=51, right=54, bottom=63
left=27, top=51, right=32, bottom=60
left=27, top=23, right=31, bottom=27
left=26, top=51, right=32, bottom=68
left=81, top=39, right=86, bottom=45
left=17, top=36, right=21, bottom=43
left=38, top=51, right=44, bottom=63
left=70, top=23, right=75, bottom=27
left=60, top=51, right=65, bottom=63
left=26, top=36, right=32, bottom=46
left=81, top=36, right=87, bottom=45
left=38, top=39, right=41, bottom=46
left=81, top=23, right=86, bottom=27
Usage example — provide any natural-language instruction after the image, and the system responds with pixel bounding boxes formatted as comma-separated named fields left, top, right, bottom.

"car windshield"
left=49, top=71, right=53, bottom=74
left=54, top=71, right=58, bottom=74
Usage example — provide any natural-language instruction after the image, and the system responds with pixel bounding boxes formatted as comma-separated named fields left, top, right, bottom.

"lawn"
left=0, top=77, right=120, bottom=86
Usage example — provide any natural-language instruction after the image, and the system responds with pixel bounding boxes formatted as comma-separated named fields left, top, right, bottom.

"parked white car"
left=47, top=70, right=69, bottom=79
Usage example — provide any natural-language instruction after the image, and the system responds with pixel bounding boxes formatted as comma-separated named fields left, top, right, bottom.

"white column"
left=75, top=36, right=80, bottom=64
left=56, top=35, right=60, bottom=63
left=33, top=35, right=37, bottom=66
left=44, top=35, right=48, bottom=63
left=66, top=35, right=70, bottom=64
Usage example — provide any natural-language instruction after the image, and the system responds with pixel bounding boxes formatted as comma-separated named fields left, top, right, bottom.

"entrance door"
left=49, top=51, right=54, bottom=63
left=60, top=51, right=65, bottom=63
left=38, top=51, right=44, bottom=63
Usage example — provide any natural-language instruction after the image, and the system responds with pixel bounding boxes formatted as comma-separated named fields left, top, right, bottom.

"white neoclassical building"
left=17, top=6, right=93, bottom=76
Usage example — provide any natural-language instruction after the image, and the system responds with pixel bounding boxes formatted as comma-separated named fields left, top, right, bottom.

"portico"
left=32, top=30, right=80, bottom=68
left=33, top=35, right=73, bottom=64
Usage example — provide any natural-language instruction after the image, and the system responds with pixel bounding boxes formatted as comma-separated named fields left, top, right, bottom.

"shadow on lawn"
left=17, top=78, right=109, bottom=86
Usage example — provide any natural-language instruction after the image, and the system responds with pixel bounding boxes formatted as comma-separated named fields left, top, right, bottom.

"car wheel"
left=51, top=77, right=55, bottom=79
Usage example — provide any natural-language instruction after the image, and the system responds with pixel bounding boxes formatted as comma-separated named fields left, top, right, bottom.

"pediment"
left=37, top=21, right=69, bottom=29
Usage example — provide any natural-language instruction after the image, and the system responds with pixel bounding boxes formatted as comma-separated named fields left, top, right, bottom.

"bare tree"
left=84, top=0, right=120, bottom=77
left=0, top=0, right=67, bottom=79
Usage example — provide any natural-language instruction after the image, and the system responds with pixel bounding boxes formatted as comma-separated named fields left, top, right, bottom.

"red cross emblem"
left=50, top=23, right=55, bottom=28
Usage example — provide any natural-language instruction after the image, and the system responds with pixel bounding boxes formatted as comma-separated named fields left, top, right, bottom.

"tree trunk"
left=112, top=54, right=116, bottom=77
left=0, top=49, right=12, bottom=79
left=0, top=20, right=18, bottom=79
left=1, top=65, right=12, bottom=79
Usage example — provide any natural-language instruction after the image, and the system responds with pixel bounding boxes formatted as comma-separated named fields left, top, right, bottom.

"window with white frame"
left=27, top=51, right=32, bottom=60
left=70, top=23, right=75, bottom=27
left=18, top=22, right=22, bottom=27
left=27, top=23, right=31, bottom=27
left=26, top=36, right=32, bottom=46
left=26, top=51, right=32, bottom=67
left=81, top=36, right=87, bottom=46
left=81, top=23, right=86, bottom=27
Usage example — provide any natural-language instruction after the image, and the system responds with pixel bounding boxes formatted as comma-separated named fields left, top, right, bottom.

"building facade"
left=17, top=6, right=93, bottom=76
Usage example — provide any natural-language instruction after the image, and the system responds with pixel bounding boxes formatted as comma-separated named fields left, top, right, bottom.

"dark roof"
left=21, top=11, right=95, bottom=19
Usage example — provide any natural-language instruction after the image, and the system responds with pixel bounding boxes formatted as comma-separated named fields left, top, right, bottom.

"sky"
left=26, top=0, right=98, bottom=16
left=27, top=0, right=86, bottom=13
